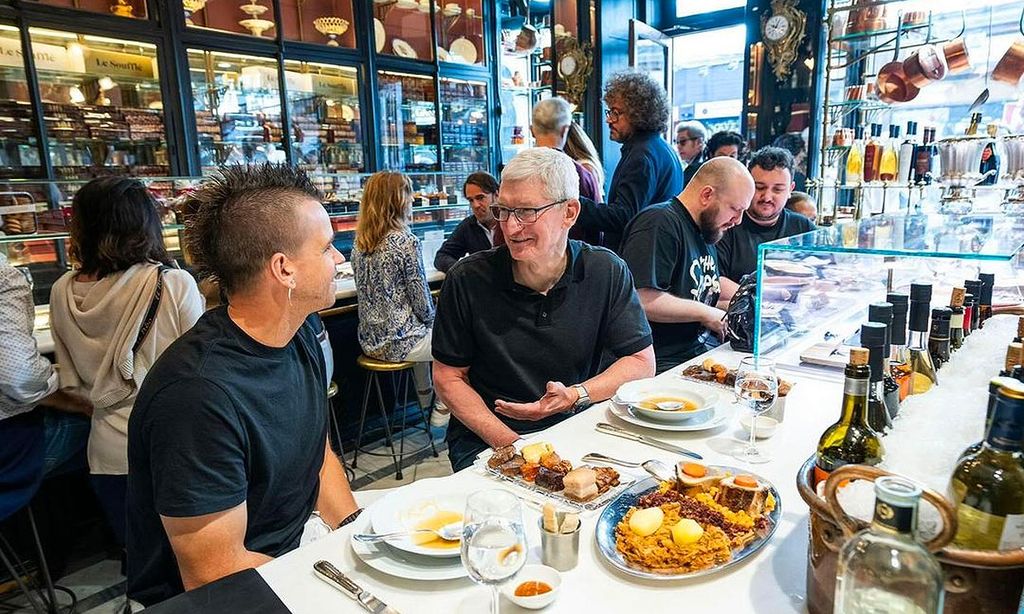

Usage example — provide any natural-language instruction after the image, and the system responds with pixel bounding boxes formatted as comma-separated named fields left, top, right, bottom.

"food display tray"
left=475, top=458, right=637, bottom=512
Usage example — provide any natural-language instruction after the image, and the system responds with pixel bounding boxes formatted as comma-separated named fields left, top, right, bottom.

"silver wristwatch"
left=571, top=384, right=591, bottom=411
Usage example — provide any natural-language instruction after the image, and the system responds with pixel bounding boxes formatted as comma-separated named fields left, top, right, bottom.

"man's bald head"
left=681, top=157, right=755, bottom=244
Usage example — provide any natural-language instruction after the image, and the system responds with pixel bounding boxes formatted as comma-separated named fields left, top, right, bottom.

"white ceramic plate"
left=369, top=489, right=464, bottom=558
left=374, top=19, right=385, bottom=53
left=437, top=46, right=450, bottom=62
left=350, top=513, right=467, bottom=581
left=607, top=400, right=734, bottom=432
left=628, top=387, right=719, bottom=424
left=449, top=37, right=477, bottom=64
left=393, top=38, right=418, bottom=59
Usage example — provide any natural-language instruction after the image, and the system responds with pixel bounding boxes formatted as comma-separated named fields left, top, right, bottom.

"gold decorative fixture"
left=557, top=36, right=593, bottom=107
left=182, top=0, right=209, bottom=26
left=110, top=0, right=134, bottom=17
left=313, top=16, right=350, bottom=46
left=239, top=1, right=275, bottom=37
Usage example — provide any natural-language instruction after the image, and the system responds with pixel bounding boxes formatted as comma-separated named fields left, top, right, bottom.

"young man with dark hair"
left=434, top=171, right=501, bottom=273
left=715, top=146, right=816, bottom=289
left=126, top=164, right=357, bottom=606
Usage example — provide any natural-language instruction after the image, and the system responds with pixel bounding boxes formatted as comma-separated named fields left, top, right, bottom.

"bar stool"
left=352, top=355, right=438, bottom=480
left=325, top=381, right=355, bottom=483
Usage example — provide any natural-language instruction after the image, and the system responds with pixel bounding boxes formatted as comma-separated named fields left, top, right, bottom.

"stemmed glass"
left=733, top=356, right=778, bottom=465
left=461, top=490, right=527, bottom=614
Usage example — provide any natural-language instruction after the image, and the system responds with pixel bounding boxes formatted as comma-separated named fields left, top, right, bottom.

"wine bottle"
left=897, top=121, right=917, bottom=186
left=815, top=348, right=884, bottom=486
left=978, top=272, right=995, bottom=327
left=999, top=342, right=1022, bottom=377
left=927, top=307, right=951, bottom=369
left=846, top=126, right=865, bottom=186
left=948, top=287, right=966, bottom=352
left=864, top=123, right=883, bottom=183
left=907, top=284, right=938, bottom=395
left=879, top=125, right=899, bottom=182
left=949, top=380, right=1024, bottom=550
left=959, top=377, right=1012, bottom=462
left=1014, top=317, right=1024, bottom=344
left=834, top=476, right=945, bottom=614
left=962, top=293, right=975, bottom=338
left=914, top=127, right=938, bottom=185
left=868, top=302, right=900, bottom=418
left=964, top=279, right=982, bottom=332
left=862, top=322, right=894, bottom=433
left=887, top=292, right=912, bottom=401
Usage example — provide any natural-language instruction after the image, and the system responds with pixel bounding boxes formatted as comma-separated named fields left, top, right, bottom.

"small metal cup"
left=539, top=517, right=580, bottom=572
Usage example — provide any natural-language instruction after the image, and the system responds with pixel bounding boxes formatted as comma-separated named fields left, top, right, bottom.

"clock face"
left=764, top=14, right=790, bottom=42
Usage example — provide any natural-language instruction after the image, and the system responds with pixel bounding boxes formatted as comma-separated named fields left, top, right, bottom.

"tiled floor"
left=1, top=427, right=451, bottom=613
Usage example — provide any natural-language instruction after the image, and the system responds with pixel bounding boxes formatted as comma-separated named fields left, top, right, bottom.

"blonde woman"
left=352, top=172, right=445, bottom=426
left=564, top=122, right=605, bottom=201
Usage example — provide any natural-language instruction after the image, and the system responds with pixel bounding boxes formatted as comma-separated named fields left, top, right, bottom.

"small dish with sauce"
left=629, top=387, right=718, bottom=424
left=502, top=564, right=561, bottom=610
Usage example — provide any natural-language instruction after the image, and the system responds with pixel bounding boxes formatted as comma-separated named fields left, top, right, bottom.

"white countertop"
left=258, top=345, right=841, bottom=614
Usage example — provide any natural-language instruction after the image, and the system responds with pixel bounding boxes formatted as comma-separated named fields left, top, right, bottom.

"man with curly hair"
left=575, top=70, right=682, bottom=252
left=126, top=164, right=358, bottom=606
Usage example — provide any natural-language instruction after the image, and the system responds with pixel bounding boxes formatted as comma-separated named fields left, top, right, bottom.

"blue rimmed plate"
left=595, top=472, right=782, bottom=580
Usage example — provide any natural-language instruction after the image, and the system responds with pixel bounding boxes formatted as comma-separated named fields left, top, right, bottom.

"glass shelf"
left=832, top=22, right=929, bottom=43
left=827, top=100, right=887, bottom=110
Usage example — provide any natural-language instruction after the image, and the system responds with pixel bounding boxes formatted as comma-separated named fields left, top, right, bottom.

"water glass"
left=461, top=490, right=527, bottom=614
left=733, top=356, right=778, bottom=464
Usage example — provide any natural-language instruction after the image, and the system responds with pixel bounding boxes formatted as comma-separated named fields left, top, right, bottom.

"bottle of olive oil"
left=949, top=380, right=1024, bottom=550
left=907, top=284, right=938, bottom=395
left=815, top=348, right=884, bottom=487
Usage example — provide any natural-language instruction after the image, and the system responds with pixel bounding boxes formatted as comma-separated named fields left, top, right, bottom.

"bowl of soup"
left=628, top=385, right=718, bottom=423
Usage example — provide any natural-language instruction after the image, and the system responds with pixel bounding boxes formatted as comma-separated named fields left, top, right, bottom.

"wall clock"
left=762, top=0, right=807, bottom=81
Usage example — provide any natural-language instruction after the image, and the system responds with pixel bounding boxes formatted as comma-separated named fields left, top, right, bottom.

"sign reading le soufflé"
left=0, top=37, right=154, bottom=79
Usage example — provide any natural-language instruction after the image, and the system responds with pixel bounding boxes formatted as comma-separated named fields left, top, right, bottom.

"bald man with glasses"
left=432, top=148, right=655, bottom=471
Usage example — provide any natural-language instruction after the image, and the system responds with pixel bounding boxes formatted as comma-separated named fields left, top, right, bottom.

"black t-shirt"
left=716, top=209, right=816, bottom=281
left=619, top=198, right=721, bottom=372
left=126, top=307, right=327, bottom=606
left=432, top=241, right=652, bottom=470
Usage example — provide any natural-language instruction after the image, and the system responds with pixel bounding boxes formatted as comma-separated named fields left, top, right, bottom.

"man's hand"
left=703, top=306, right=727, bottom=340
left=494, top=381, right=578, bottom=421
left=41, top=389, right=93, bottom=416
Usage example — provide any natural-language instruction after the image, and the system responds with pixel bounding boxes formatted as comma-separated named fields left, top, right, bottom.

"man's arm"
left=161, top=503, right=273, bottom=591
left=315, top=438, right=358, bottom=528
left=575, top=155, right=655, bottom=233
left=493, top=346, right=655, bottom=421
left=434, top=359, right=519, bottom=449
left=716, top=276, right=740, bottom=309
left=0, top=265, right=58, bottom=409
left=433, top=220, right=470, bottom=273
left=638, top=287, right=725, bottom=339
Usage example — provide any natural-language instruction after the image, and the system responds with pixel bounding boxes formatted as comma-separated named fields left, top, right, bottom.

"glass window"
left=186, top=0, right=277, bottom=39
left=30, top=28, right=168, bottom=179
left=671, top=24, right=747, bottom=134
left=378, top=71, right=437, bottom=172
left=188, top=50, right=285, bottom=173
left=497, top=4, right=551, bottom=163
left=675, top=0, right=745, bottom=19
left=440, top=77, right=489, bottom=186
left=33, top=0, right=147, bottom=19
left=279, top=0, right=356, bottom=48
left=374, top=1, right=435, bottom=61
left=284, top=60, right=364, bottom=173
left=0, top=26, right=43, bottom=179
left=435, top=0, right=486, bottom=65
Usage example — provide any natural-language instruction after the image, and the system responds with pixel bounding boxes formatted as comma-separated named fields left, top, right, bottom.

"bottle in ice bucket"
left=887, top=292, right=912, bottom=401
left=814, top=348, right=883, bottom=487
left=907, top=284, right=937, bottom=395
left=978, top=272, right=995, bottom=327
left=862, top=322, right=893, bottom=434
left=948, top=287, right=965, bottom=352
left=834, top=476, right=945, bottom=614
left=949, top=379, right=1024, bottom=550
left=867, top=302, right=900, bottom=419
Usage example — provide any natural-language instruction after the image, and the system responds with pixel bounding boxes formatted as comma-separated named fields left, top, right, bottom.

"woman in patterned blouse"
left=351, top=172, right=442, bottom=421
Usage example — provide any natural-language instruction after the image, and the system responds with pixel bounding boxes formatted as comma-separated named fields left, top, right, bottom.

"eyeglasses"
left=489, top=199, right=567, bottom=224
left=677, top=137, right=704, bottom=146
left=604, top=107, right=624, bottom=122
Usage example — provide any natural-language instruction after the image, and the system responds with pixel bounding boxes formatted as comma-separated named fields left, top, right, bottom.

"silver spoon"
left=352, top=521, right=462, bottom=544
left=580, top=453, right=675, bottom=481
left=966, top=88, right=989, bottom=119
left=655, top=401, right=685, bottom=411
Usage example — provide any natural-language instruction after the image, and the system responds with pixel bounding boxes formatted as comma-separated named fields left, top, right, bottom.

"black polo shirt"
left=619, top=198, right=721, bottom=373
left=433, top=240, right=652, bottom=470
left=716, top=209, right=816, bottom=281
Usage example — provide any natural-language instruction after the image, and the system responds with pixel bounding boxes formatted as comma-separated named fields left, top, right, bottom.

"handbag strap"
left=132, top=265, right=171, bottom=353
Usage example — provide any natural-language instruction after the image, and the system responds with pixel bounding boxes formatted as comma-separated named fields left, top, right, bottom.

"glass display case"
left=0, top=26, right=43, bottom=179
left=440, top=77, right=488, bottom=187
left=753, top=213, right=1024, bottom=373
left=34, top=0, right=148, bottom=19
left=497, top=5, right=551, bottom=163
left=378, top=71, right=438, bottom=173
left=284, top=60, right=364, bottom=174
left=279, top=0, right=356, bottom=47
left=30, top=28, right=168, bottom=179
left=189, top=49, right=286, bottom=172
left=434, top=0, right=486, bottom=66
left=185, top=0, right=277, bottom=39
left=374, top=0, right=435, bottom=62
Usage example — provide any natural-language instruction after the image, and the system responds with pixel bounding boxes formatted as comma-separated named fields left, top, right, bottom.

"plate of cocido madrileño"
left=595, top=462, right=780, bottom=580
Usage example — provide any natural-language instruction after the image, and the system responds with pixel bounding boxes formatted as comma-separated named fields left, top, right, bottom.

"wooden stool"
left=326, top=381, right=355, bottom=483
left=353, top=355, right=438, bottom=480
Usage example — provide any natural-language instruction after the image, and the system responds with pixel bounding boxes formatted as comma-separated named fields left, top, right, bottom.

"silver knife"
left=314, top=560, right=400, bottom=614
left=595, top=422, right=703, bottom=460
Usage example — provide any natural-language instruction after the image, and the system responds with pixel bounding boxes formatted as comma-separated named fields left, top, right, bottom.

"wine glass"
left=461, top=489, right=527, bottom=614
left=733, top=356, right=778, bottom=465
